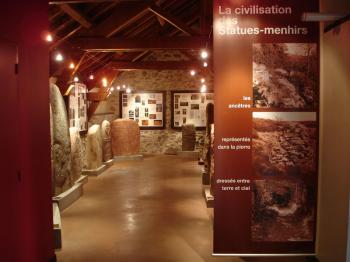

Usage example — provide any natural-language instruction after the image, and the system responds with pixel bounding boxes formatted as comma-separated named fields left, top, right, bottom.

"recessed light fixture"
left=201, top=50, right=208, bottom=59
left=55, top=53, right=63, bottom=62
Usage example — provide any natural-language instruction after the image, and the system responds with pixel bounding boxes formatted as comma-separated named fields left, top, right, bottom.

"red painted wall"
left=0, top=1, right=54, bottom=261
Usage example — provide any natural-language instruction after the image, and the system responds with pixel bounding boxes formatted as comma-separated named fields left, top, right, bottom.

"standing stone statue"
left=69, top=127, right=82, bottom=182
left=210, top=124, right=215, bottom=196
left=101, top=120, right=112, bottom=162
left=182, top=124, right=196, bottom=151
left=86, top=124, right=103, bottom=170
left=111, top=119, right=140, bottom=156
left=50, top=82, right=73, bottom=195
left=204, top=103, right=214, bottom=168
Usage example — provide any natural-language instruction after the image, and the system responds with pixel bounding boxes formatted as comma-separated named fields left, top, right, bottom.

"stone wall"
left=89, top=51, right=213, bottom=154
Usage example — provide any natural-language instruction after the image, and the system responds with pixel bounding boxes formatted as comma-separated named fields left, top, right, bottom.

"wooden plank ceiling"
left=49, top=0, right=212, bottom=116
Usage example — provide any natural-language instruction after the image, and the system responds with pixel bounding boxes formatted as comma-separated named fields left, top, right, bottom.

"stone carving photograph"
left=251, top=179, right=315, bottom=242
left=253, top=43, right=318, bottom=109
left=252, top=112, right=317, bottom=178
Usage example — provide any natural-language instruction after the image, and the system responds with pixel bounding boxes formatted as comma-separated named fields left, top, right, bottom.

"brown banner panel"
left=213, top=0, right=319, bottom=255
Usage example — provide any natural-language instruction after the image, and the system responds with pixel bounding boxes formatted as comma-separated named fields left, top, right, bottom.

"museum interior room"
left=0, top=0, right=349, bottom=261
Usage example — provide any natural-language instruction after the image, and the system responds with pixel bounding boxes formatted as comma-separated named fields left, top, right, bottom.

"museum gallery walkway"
left=56, top=155, right=308, bottom=262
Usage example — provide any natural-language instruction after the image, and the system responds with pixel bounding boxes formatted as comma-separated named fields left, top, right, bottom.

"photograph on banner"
left=252, top=112, right=317, bottom=178
left=253, top=43, right=318, bottom=109
left=251, top=179, right=315, bottom=242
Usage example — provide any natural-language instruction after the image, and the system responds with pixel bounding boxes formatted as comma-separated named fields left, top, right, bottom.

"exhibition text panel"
left=213, top=0, right=319, bottom=255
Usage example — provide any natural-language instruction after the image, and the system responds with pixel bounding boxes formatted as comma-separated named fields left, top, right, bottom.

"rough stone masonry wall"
left=89, top=51, right=213, bottom=154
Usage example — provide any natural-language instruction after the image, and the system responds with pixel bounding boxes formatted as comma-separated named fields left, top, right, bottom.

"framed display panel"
left=171, top=91, right=214, bottom=130
left=119, top=91, right=166, bottom=130
left=67, top=82, right=88, bottom=132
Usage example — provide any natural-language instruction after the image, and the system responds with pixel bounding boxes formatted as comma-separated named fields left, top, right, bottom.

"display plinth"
left=202, top=167, right=210, bottom=185
left=53, top=182, right=83, bottom=211
left=75, top=175, right=88, bottom=185
left=198, top=158, right=205, bottom=165
left=177, top=150, right=199, bottom=160
left=53, top=203, right=62, bottom=249
left=103, top=159, right=114, bottom=167
left=113, top=155, right=143, bottom=161
left=82, top=164, right=108, bottom=176
left=202, top=185, right=214, bottom=208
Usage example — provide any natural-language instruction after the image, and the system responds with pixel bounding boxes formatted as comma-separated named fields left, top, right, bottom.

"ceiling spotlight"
left=69, top=62, right=75, bottom=69
left=73, top=76, right=79, bottom=82
left=89, top=74, right=94, bottom=80
left=122, top=85, right=126, bottom=89
left=55, top=53, right=63, bottom=62
left=117, top=86, right=121, bottom=90
left=46, top=34, right=53, bottom=42
left=110, top=86, right=115, bottom=92
left=126, top=88, right=131, bottom=94
left=200, top=84, right=207, bottom=93
left=102, top=78, right=108, bottom=87
left=203, top=62, right=208, bottom=67
left=201, top=78, right=205, bottom=83
left=201, top=50, right=208, bottom=59
left=190, top=70, right=196, bottom=76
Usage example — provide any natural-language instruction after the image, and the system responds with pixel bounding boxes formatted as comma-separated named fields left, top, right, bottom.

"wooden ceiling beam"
left=70, top=36, right=208, bottom=51
left=59, top=4, right=92, bottom=28
left=85, top=1, right=151, bottom=37
left=50, top=25, right=83, bottom=50
left=70, top=52, right=88, bottom=79
left=108, top=60, right=203, bottom=70
left=148, top=5, right=198, bottom=36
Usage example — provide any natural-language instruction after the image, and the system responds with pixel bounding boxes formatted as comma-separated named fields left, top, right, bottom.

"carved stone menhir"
left=203, top=103, right=214, bottom=166
left=111, top=119, right=140, bottom=156
left=69, top=127, right=82, bottom=182
left=101, top=120, right=112, bottom=162
left=86, top=124, right=103, bottom=170
left=50, top=82, right=73, bottom=195
left=182, top=124, right=196, bottom=151
left=210, top=124, right=215, bottom=196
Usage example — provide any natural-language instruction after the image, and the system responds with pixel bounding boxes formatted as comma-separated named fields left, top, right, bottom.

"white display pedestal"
left=53, top=203, right=62, bottom=249
left=82, top=164, right=108, bottom=176
left=202, top=185, right=214, bottom=208
left=103, top=159, right=114, bottom=167
left=113, top=155, right=143, bottom=161
left=53, top=182, right=84, bottom=211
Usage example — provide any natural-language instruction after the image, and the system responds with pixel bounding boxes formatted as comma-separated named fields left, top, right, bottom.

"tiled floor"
left=56, top=155, right=309, bottom=262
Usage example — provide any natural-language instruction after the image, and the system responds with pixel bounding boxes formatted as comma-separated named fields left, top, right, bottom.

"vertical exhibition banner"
left=213, top=0, right=319, bottom=255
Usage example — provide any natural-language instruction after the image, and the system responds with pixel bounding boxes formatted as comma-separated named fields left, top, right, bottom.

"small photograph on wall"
left=191, top=94, right=199, bottom=100
left=121, top=91, right=165, bottom=129
left=135, top=95, right=141, bottom=103
left=191, top=104, right=199, bottom=110
left=253, top=43, right=318, bottom=109
left=154, top=120, right=162, bottom=126
left=252, top=112, right=317, bottom=178
left=156, top=104, right=162, bottom=112
left=251, top=179, right=315, bottom=242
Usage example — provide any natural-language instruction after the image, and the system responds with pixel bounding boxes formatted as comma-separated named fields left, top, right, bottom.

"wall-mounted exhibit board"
left=213, top=0, right=319, bottom=256
left=68, top=83, right=88, bottom=132
left=120, top=91, right=165, bottom=129
left=171, top=91, right=214, bottom=129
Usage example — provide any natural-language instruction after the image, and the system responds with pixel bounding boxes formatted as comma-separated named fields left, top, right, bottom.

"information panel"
left=120, top=91, right=165, bottom=129
left=213, top=0, right=319, bottom=255
left=171, top=91, right=214, bottom=129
